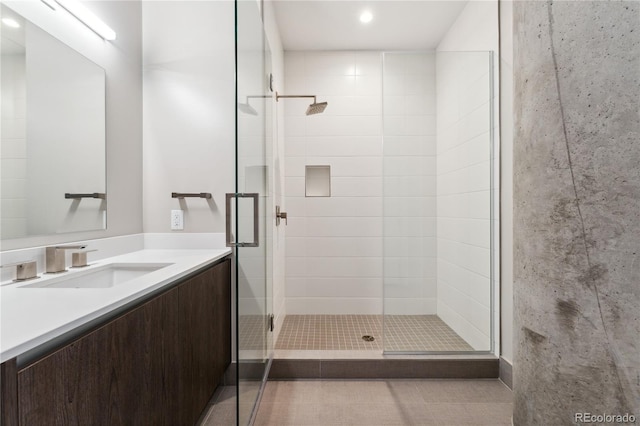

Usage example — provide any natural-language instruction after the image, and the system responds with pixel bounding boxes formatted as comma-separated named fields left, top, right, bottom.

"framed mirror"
left=1, top=4, right=106, bottom=240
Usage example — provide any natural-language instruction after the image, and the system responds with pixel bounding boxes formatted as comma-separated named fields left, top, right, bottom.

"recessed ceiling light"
left=359, top=11, right=373, bottom=24
left=1, top=18, right=20, bottom=28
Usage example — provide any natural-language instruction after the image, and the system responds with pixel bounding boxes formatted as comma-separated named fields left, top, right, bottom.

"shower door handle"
left=225, top=193, right=259, bottom=247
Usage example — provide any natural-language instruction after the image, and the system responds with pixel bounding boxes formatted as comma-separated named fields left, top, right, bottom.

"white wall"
left=141, top=0, right=236, bottom=355
left=435, top=1, right=499, bottom=351
left=142, top=1, right=235, bottom=234
left=1, top=0, right=143, bottom=251
left=143, top=0, right=287, bottom=357
left=382, top=52, right=438, bottom=315
left=284, top=51, right=384, bottom=314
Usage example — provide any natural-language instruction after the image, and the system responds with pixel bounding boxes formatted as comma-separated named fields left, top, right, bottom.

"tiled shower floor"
left=275, top=315, right=473, bottom=352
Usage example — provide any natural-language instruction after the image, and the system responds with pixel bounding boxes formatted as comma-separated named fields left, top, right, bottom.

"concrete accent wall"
left=513, top=1, right=640, bottom=423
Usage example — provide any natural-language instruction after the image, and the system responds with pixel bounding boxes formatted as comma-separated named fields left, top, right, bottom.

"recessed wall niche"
left=305, top=165, right=331, bottom=197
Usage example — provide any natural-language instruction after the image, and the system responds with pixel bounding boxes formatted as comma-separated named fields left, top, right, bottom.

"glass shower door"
left=382, top=51, right=495, bottom=354
left=234, top=0, right=273, bottom=424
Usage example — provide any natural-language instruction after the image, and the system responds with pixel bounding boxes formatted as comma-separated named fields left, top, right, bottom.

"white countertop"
left=0, top=248, right=231, bottom=363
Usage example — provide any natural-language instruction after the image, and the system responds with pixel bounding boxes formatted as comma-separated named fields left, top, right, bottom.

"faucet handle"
left=1, top=260, right=39, bottom=282
left=45, top=244, right=88, bottom=273
left=71, top=249, right=97, bottom=268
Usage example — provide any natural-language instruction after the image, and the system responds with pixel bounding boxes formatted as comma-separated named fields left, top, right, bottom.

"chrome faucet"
left=45, top=245, right=87, bottom=273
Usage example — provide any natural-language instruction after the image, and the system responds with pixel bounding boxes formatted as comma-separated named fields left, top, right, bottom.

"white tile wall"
left=0, top=55, right=27, bottom=239
left=437, top=0, right=500, bottom=355
left=286, top=297, right=382, bottom=315
left=284, top=51, right=384, bottom=314
left=436, top=51, right=493, bottom=351
left=382, top=52, right=438, bottom=316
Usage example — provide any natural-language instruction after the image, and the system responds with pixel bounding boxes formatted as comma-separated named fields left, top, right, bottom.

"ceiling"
left=272, top=0, right=468, bottom=51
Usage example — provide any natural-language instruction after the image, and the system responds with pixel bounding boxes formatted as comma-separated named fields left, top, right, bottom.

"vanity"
left=1, top=3, right=235, bottom=424
left=0, top=247, right=232, bottom=426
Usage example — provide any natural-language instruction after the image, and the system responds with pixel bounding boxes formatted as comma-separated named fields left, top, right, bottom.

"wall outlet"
left=171, top=209, right=184, bottom=230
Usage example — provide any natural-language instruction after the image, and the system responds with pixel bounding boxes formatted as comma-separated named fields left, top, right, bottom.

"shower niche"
left=305, top=165, right=331, bottom=197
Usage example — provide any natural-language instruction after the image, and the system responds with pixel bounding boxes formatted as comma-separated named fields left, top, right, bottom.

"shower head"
left=306, top=101, right=328, bottom=116
left=237, top=102, right=258, bottom=116
left=238, top=95, right=272, bottom=116
left=276, top=92, right=328, bottom=115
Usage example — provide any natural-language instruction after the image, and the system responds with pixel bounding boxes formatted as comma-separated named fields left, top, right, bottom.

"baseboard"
left=499, top=357, right=513, bottom=389
left=224, top=359, right=271, bottom=386
left=223, top=362, right=236, bottom=385
left=269, top=358, right=499, bottom=380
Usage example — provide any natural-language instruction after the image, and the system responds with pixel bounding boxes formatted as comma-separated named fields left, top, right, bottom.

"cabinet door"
left=213, top=259, right=232, bottom=382
left=17, top=287, right=181, bottom=426
left=178, top=259, right=231, bottom=425
left=179, top=267, right=218, bottom=424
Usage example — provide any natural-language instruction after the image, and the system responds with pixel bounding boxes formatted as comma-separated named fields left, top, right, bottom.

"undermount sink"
left=19, top=263, right=173, bottom=289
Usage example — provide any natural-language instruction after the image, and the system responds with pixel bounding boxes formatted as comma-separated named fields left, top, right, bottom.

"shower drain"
left=361, top=335, right=375, bottom=342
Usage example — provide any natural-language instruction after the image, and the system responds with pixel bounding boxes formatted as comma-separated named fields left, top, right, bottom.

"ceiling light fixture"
left=359, top=11, right=373, bottom=24
left=1, top=17, right=20, bottom=28
left=55, top=0, right=116, bottom=40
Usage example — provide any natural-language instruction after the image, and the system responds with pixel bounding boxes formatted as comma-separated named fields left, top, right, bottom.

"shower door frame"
left=234, top=0, right=274, bottom=424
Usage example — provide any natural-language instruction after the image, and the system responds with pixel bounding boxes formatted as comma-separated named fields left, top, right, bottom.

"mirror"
left=1, top=4, right=106, bottom=240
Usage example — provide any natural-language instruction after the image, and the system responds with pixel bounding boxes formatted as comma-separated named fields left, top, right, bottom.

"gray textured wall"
left=513, top=1, right=639, bottom=424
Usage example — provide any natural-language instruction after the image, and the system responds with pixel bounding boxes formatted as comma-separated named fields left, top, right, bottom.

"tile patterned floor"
left=239, top=315, right=268, bottom=351
left=275, top=315, right=473, bottom=352
left=200, top=379, right=513, bottom=426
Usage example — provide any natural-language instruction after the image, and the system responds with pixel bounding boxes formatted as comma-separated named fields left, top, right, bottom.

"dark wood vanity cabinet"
left=179, top=258, right=232, bottom=426
left=2, top=258, right=231, bottom=426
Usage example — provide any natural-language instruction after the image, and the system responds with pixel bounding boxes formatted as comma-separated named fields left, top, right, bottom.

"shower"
left=275, top=92, right=328, bottom=115
left=275, top=51, right=496, bottom=355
